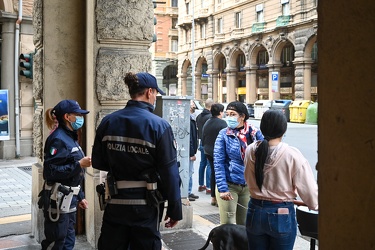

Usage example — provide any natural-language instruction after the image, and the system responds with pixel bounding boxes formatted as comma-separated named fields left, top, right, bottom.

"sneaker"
left=189, top=197, right=196, bottom=202
left=206, top=189, right=211, bottom=195
left=189, top=193, right=199, bottom=199
left=198, top=185, right=206, bottom=192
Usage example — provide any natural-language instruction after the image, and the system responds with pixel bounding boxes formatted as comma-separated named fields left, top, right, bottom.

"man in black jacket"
left=202, top=103, right=227, bottom=206
left=188, top=101, right=199, bottom=201
left=196, top=99, right=213, bottom=194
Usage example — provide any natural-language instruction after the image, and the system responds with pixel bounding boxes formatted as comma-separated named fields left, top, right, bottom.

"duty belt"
left=105, top=180, right=157, bottom=206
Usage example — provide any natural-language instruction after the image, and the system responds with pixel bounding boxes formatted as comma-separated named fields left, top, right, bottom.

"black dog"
left=198, top=224, right=248, bottom=250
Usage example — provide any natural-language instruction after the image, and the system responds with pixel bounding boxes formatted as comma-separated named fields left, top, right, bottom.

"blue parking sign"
left=272, top=72, right=278, bottom=81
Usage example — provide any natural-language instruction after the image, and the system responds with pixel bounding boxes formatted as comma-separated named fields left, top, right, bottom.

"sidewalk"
left=0, top=156, right=317, bottom=249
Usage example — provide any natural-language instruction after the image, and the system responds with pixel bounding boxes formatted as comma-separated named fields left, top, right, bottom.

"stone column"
left=227, top=68, right=237, bottom=102
left=303, top=61, right=313, bottom=100
left=209, top=70, right=219, bottom=102
left=180, top=73, right=187, bottom=96
left=268, top=65, right=281, bottom=100
left=294, top=62, right=304, bottom=100
left=246, top=66, right=257, bottom=104
left=195, top=73, right=202, bottom=100
left=85, top=1, right=154, bottom=247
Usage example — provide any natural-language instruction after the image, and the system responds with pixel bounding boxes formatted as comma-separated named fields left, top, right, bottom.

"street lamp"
left=191, top=0, right=195, bottom=99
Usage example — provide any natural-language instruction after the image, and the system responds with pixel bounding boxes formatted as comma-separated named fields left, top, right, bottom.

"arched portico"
left=250, top=44, right=269, bottom=102
left=195, top=56, right=208, bottom=100
left=212, top=52, right=227, bottom=102
left=180, top=59, right=191, bottom=96
left=227, top=48, right=246, bottom=102
left=269, top=39, right=295, bottom=100
left=163, top=64, right=178, bottom=96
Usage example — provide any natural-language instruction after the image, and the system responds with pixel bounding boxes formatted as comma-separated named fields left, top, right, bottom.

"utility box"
left=271, top=100, right=292, bottom=122
left=154, top=96, right=191, bottom=198
left=254, top=100, right=272, bottom=119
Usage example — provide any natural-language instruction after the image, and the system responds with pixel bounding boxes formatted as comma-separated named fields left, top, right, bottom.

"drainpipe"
left=14, top=0, right=22, bottom=157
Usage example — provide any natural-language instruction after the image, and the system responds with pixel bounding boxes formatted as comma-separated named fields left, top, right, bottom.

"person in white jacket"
left=244, top=109, right=318, bottom=250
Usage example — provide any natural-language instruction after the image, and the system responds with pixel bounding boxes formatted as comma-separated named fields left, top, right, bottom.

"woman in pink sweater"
left=244, top=110, right=318, bottom=250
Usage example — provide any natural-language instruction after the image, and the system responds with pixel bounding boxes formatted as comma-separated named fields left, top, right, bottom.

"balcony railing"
left=276, top=15, right=291, bottom=27
left=252, top=22, right=266, bottom=33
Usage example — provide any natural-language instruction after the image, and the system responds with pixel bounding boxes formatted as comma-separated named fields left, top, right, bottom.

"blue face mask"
left=71, top=116, right=84, bottom=130
left=226, top=116, right=239, bottom=129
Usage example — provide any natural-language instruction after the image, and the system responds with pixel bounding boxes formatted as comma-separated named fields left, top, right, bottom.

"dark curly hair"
left=124, top=72, right=147, bottom=98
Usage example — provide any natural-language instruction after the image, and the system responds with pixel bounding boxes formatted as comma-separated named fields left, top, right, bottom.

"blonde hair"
left=45, top=108, right=58, bottom=132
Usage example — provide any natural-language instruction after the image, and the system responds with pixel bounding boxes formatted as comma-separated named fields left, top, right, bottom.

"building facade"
left=151, top=0, right=179, bottom=96
left=176, top=0, right=318, bottom=104
left=0, top=0, right=34, bottom=159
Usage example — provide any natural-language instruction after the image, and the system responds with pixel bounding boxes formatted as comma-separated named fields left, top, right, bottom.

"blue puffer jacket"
left=214, top=122, right=264, bottom=193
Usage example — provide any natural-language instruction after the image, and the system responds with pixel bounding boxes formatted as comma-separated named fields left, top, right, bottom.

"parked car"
left=246, top=103, right=254, bottom=118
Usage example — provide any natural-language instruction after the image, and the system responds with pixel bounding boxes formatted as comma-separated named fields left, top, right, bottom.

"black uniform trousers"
left=98, top=203, right=161, bottom=250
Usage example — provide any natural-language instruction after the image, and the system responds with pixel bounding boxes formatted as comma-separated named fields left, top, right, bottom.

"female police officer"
left=92, top=72, right=182, bottom=250
left=41, top=99, right=91, bottom=250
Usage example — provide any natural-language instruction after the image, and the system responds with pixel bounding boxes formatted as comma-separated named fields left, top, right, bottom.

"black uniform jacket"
left=92, top=100, right=182, bottom=221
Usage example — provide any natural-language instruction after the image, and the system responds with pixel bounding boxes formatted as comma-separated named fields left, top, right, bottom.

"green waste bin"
left=270, top=100, right=292, bottom=122
left=305, top=102, right=318, bottom=125
left=289, top=100, right=312, bottom=123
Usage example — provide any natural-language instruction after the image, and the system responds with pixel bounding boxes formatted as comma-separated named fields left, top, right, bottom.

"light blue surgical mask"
left=71, top=116, right=84, bottom=130
left=226, top=116, right=239, bottom=129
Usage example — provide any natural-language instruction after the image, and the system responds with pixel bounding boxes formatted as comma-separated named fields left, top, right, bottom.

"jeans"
left=246, top=198, right=297, bottom=250
left=188, top=159, right=194, bottom=195
left=198, top=142, right=211, bottom=188
left=205, top=155, right=216, bottom=198
left=215, top=182, right=250, bottom=225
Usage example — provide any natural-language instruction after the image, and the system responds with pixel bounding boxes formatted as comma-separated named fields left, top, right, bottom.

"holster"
left=96, top=182, right=106, bottom=211
left=140, top=169, right=165, bottom=207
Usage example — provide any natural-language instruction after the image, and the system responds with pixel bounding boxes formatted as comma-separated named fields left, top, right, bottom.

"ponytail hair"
left=254, top=110, right=287, bottom=190
left=45, top=108, right=58, bottom=132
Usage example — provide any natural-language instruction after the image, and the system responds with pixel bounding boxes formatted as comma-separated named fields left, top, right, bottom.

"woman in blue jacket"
left=214, top=101, right=263, bottom=225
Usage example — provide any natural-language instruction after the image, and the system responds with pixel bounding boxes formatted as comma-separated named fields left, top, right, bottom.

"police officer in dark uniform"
left=41, top=99, right=91, bottom=250
left=92, top=72, right=182, bottom=250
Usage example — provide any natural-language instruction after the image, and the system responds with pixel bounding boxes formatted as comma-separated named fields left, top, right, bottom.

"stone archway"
left=270, top=39, right=295, bottom=100
left=180, top=59, right=191, bottom=96
left=249, top=44, right=269, bottom=102
left=212, top=52, right=226, bottom=102
left=195, top=56, right=208, bottom=100
left=162, top=64, right=178, bottom=96
left=228, top=48, right=246, bottom=102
